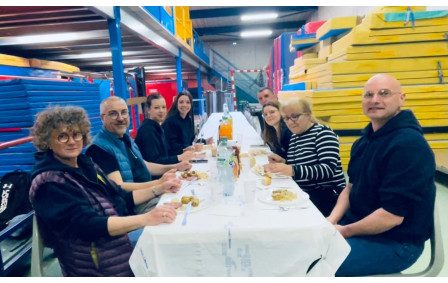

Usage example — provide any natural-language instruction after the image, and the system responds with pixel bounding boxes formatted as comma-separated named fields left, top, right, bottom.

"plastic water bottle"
left=217, top=137, right=235, bottom=196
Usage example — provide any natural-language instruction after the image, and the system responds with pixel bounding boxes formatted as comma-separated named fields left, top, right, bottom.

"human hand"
left=206, top=137, right=214, bottom=145
left=183, top=146, right=195, bottom=152
left=178, top=150, right=195, bottom=162
left=160, top=178, right=182, bottom=193
left=334, top=224, right=350, bottom=238
left=326, top=216, right=338, bottom=225
left=142, top=205, right=177, bottom=225
left=268, top=153, right=285, bottom=164
left=194, top=143, right=204, bottom=152
left=263, top=163, right=293, bottom=176
left=160, top=169, right=176, bottom=183
left=176, top=160, right=192, bottom=171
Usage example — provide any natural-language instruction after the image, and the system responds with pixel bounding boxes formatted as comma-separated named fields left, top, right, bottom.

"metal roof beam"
left=196, top=21, right=306, bottom=36
left=190, top=6, right=317, bottom=19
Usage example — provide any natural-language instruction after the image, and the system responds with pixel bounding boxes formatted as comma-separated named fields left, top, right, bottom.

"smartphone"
left=190, top=159, right=208, bottom=163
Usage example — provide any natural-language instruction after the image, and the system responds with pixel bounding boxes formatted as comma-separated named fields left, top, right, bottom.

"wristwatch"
left=152, top=186, right=160, bottom=197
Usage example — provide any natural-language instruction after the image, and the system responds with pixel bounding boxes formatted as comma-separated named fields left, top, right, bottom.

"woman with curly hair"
left=30, top=105, right=180, bottom=276
left=261, top=100, right=292, bottom=159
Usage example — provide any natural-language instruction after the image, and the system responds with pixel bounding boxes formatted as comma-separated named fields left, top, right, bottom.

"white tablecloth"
left=129, top=112, right=350, bottom=277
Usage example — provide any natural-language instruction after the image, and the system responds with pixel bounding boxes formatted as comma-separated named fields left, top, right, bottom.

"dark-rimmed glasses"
left=103, top=110, right=129, bottom=120
left=57, top=132, right=83, bottom=143
left=363, top=89, right=400, bottom=99
left=283, top=113, right=302, bottom=123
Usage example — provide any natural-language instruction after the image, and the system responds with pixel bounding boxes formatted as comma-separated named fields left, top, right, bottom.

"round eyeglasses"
left=362, top=89, right=400, bottom=99
left=283, top=113, right=302, bottom=123
left=57, top=132, right=83, bottom=143
left=104, top=110, right=129, bottom=120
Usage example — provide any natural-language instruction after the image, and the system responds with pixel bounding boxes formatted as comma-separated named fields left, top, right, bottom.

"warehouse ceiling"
left=0, top=6, right=317, bottom=77
left=190, top=6, right=318, bottom=42
left=0, top=6, right=201, bottom=76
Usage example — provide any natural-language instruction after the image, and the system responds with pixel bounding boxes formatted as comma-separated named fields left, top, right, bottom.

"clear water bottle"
left=217, top=137, right=235, bottom=196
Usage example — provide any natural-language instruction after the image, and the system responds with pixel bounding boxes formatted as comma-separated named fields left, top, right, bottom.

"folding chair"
left=30, top=215, right=44, bottom=277
left=377, top=204, right=444, bottom=277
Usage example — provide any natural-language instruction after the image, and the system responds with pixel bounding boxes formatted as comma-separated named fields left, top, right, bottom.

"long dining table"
left=129, top=111, right=350, bottom=277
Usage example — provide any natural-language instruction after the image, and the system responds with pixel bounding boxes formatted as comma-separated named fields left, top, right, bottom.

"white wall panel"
left=208, top=39, right=273, bottom=70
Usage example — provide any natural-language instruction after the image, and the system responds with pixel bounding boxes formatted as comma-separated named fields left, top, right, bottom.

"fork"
left=279, top=206, right=309, bottom=211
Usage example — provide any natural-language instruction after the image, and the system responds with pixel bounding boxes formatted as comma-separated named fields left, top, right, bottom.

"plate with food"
left=251, top=165, right=289, bottom=179
left=179, top=170, right=209, bottom=181
left=251, top=164, right=265, bottom=175
left=257, top=188, right=309, bottom=206
left=166, top=196, right=211, bottom=214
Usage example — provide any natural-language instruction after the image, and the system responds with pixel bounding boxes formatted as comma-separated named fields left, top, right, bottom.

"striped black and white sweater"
left=286, top=123, right=346, bottom=193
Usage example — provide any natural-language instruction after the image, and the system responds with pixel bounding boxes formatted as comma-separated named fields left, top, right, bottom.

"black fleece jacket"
left=162, top=113, right=195, bottom=155
left=135, top=118, right=179, bottom=164
left=346, top=110, right=436, bottom=244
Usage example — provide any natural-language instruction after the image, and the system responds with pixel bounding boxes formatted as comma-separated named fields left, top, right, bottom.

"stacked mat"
left=279, top=6, right=448, bottom=171
left=0, top=79, right=103, bottom=177
left=1, top=52, right=79, bottom=73
left=288, top=17, right=359, bottom=88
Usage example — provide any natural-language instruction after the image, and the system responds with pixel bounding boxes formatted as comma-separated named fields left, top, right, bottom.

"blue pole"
left=107, top=6, right=127, bottom=100
left=176, top=48, right=182, bottom=93
left=197, top=68, right=203, bottom=115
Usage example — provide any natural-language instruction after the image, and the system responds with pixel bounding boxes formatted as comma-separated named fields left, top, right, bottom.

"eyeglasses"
left=362, top=89, right=400, bottom=99
left=283, top=113, right=302, bottom=123
left=57, top=132, right=83, bottom=143
left=104, top=109, right=129, bottom=120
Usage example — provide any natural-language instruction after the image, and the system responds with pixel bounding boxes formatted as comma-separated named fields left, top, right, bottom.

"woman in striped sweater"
left=264, top=98, right=346, bottom=216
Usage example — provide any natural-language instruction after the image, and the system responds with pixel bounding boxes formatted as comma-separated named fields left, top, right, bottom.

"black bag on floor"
left=0, top=170, right=33, bottom=232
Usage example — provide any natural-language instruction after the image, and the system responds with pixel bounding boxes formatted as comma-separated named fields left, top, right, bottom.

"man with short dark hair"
left=328, top=74, right=436, bottom=276
left=86, top=96, right=192, bottom=214
left=257, top=87, right=277, bottom=106
left=253, top=87, right=277, bottom=133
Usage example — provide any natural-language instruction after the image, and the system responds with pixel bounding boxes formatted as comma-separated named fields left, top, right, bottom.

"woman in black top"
left=162, top=90, right=196, bottom=155
left=135, top=93, right=195, bottom=164
left=262, top=101, right=292, bottom=159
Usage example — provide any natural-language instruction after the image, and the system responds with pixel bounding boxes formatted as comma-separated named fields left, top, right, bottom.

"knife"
left=182, top=202, right=193, bottom=226
left=181, top=177, right=198, bottom=192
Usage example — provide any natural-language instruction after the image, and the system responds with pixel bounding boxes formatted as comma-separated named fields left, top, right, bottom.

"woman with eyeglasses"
left=262, top=101, right=292, bottom=159
left=264, top=98, right=346, bottom=217
left=30, top=105, right=181, bottom=276
left=136, top=93, right=196, bottom=164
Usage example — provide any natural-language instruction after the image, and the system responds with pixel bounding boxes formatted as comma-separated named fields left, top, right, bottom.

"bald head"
left=362, top=73, right=406, bottom=131
left=100, top=96, right=126, bottom=114
left=365, top=74, right=402, bottom=93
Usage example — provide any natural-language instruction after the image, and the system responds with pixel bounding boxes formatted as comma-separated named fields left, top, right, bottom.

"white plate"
left=163, top=197, right=211, bottom=214
left=256, top=179, right=271, bottom=189
left=257, top=188, right=309, bottom=206
left=251, top=165, right=290, bottom=179
left=251, top=164, right=265, bottom=176
left=269, top=173, right=290, bottom=179
left=249, top=148, right=269, bottom=156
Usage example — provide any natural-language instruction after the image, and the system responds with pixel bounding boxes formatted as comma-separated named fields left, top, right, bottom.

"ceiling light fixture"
left=240, top=29, right=273, bottom=38
left=241, top=12, right=278, bottom=22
